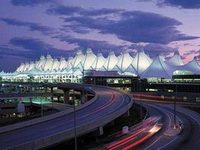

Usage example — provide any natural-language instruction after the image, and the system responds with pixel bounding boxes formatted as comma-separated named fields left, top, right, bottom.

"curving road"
left=0, top=85, right=133, bottom=150
left=135, top=100, right=200, bottom=150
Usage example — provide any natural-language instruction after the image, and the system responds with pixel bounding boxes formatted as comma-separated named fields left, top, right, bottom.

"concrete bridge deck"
left=0, top=84, right=133, bottom=150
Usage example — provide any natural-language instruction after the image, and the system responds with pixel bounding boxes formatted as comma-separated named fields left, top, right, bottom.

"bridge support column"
left=35, top=86, right=39, bottom=92
left=50, top=87, right=53, bottom=94
left=127, top=110, right=130, bottom=117
left=30, top=97, right=33, bottom=113
left=44, top=86, right=47, bottom=93
left=99, top=126, right=104, bottom=136
left=32, top=86, right=36, bottom=92
left=81, top=90, right=87, bottom=104
left=51, top=96, right=54, bottom=103
left=30, top=86, right=33, bottom=92
left=57, top=95, right=61, bottom=102
left=63, top=89, right=70, bottom=103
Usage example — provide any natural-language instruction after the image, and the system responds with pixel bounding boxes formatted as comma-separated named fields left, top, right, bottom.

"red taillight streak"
left=109, top=117, right=158, bottom=141
left=122, top=132, right=153, bottom=150
left=107, top=128, right=145, bottom=150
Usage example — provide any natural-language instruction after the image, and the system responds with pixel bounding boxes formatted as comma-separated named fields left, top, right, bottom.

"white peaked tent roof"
left=51, top=59, right=60, bottom=71
left=116, top=51, right=133, bottom=72
left=37, top=56, right=46, bottom=70
left=131, top=50, right=152, bottom=75
left=35, top=60, right=40, bottom=70
left=16, top=63, right=24, bottom=72
left=66, top=57, right=73, bottom=70
left=22, top=63, right=27, bottom=72
left=20, top=63, right=25, bottom=72
left=71, top=50, right=85, bottom=68
left=111, top=65, right=122, bottom=73
left=0, top=71, right=6, bottom=75
left=16, top=64, right=20, bottom=72
left=124, top=65, right=137, bottom=75
left=103, top=51, right=119, bottom=70
left=82, top=48, right=96, bottom=70
left=23, top=63, right=30, bottom=72
left=141, top=56, right=175, bottom=79
left=67, top=67, right=83, bottom=75
left=27, top=67, right=42, bottom=75
left=92, top=53, right=106, bottom=70
left=166, top=51, right=184, bottom=66
left=178, top=57, right=200, bottom=74
left=43, top=55, right=54, bottom=71
left=28, top=61, right=35, bottom=71
left=59, top=57, right=68, bottom=70
left=21, top=63, right=27, bottom=72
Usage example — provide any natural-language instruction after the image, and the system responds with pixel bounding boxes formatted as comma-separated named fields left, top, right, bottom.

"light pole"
left=173, top=83, right=177, bottom=128
left=73, top=89, right=77, bottom=150
left=41, top=97, right=43, bottom=117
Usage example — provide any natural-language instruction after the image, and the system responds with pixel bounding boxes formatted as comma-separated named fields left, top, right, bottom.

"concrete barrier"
left=7, top=92, right=133, bottom=150
left=0, top=87, right=97, bottom=134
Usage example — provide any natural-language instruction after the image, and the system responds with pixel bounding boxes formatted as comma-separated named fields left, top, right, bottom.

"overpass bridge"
left=0, top=84, right=133, bottom=150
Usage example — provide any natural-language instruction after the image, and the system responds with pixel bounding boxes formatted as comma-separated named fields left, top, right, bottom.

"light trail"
left=105, top=117, right=161, bottom=150
left=107, top=128, right=146, bottom=150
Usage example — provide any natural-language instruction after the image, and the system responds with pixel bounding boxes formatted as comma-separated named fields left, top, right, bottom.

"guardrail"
left=0, top=86, right=97, bottom=134
left=8, top=92, right=133, bottom=150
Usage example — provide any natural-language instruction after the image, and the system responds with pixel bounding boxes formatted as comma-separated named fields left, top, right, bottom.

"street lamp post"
left=173, top=83, right=177, bottom=128
left=73, top=89, right=77, bottom=150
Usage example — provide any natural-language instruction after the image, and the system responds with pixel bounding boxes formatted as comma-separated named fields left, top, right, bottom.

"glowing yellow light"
left=149, top=125, right=161, bottom=133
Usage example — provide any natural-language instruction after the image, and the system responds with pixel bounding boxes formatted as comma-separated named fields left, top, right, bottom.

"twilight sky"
left=0, top=0, right=200, bottom=71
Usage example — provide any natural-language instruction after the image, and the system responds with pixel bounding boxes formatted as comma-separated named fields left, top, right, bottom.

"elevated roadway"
left=0, top=84, right=133, bottom=150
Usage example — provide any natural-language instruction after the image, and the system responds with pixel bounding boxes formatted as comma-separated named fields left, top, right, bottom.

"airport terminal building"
left=0, top=48, right=200, bottom=84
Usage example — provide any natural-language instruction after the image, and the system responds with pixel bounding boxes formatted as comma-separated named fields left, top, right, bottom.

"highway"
left=0, top=85, right=133, bottom=150
left=103, top=97, right=200, bottom=150
left=135, top=100, right=200, bottom=150
left=105, top=116, right=162, bottom=150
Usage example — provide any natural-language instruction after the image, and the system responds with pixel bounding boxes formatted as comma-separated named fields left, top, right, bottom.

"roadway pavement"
left=136, top=100, right=200, bottom=150
left=0, top=85, right=132, bottom=150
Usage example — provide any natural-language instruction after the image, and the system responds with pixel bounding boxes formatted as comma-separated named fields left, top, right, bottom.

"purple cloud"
left=1, top=18, right=55, bottom=35
left=10, top=37, right=73, bottom=58
left=55, top=36, right=124, bottom=56
left=142, top=0, right=200, bottom=9
left=60, top=9, right=198, bottom=44
left=10, top=0, right=55, bottom=6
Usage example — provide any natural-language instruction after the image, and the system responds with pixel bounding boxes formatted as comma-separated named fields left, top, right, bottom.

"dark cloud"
left=0, top=45, right=32, bottom=59
left=142, top=0, right=200, bottom=9
left=55, top=35, right=124, bottom=56
left=1, top=18, right=54, bottom=35
left=0, top=55, right=28, bottom=72
left=143, top=43, right=175, bottom=58
left=61, top=25, right=91, bottom=34
left=47, top=5, right=83, bottom=16
left=0, top=45, right=35, bottom=72
left=10, top=37, right=73, bottom=58
left=57, top=8, right=198, bottom=44
left=161, top=0, right=200, bottom=9
left=47, top=5, right=121, bottom=16
left=11, top=0, right=54, bottom=6
left=81, top=8, right=122, bottom=16
left=0, top=37, right=76, bottom=72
